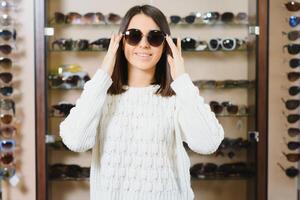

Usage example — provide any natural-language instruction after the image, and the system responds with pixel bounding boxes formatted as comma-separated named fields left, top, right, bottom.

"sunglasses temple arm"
left=282, top=45, right=287, bottom=53
left=281, top=97, right=286, bottom=104
left=282, top=31, right=287, bottom=36
left=277, top=162, right=286, bottom=172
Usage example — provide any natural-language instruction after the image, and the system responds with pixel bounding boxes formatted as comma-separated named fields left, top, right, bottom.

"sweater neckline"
left=122, top=84, right=160, bottom=90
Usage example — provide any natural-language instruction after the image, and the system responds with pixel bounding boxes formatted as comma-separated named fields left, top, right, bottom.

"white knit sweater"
left=60, top=68, right=224, bottom=200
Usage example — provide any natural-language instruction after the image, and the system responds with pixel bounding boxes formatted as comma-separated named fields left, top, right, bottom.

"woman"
left=60, top=4, right=224, bottom=200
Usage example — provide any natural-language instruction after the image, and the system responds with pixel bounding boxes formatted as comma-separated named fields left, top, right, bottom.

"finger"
left=167, top=54, right=174, bottom=68
left=166, top=35, right=179, bottom=58
left=177, top=36, right=181, bottom=56
left=108, top=33, right=116, bottom=50
left=112, top=33, right=123, bottom=51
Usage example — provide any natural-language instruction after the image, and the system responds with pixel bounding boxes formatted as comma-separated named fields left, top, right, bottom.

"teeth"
left=135, top=53, right=151, bottom=57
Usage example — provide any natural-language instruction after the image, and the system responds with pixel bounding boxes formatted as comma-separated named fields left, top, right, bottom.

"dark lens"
left=0, top=72, right=12, bottom=83
left=285, top=99, right=300, bottom=110
left=124, top=29, right=142, bottom=46
left=209, top=39, right=221, bottom=50
left=288, top=128, right=300, bottom=137
left=287, top=141, right=300, bottom=150
left=287, top=72, right=300, bottom=81
left=49, top=75, right=63, bottom=87
left=227, top=104, right=239, bottom=114
left=64, top=39, right=74, bottom=50
left=65, top=12, right=81, bottom=24
left=221, top=12, right=234, bottom=23
left=286, top=153, right=300, bottom=162
left=210, top=101, right=223, bottom=114
left=66, top=164, right=82, bottom=178
left=286, top=166, right=299, bottom=177
left=288, top=31, right=300, bottom=41
left=170, top=15, right=181, bottom=24
left=1, top=153, right=13, bottom=164
left=0, top=57, right=12, bottom=69
left=0, top=30, right=12, bottom=41
left=108, top=13, right=121, bottom=23
left=0, top=86, right=12, bottom=96
left=147, top=30, right=165, bottom=47
left=76, top=39, right=89, bottom=50
left=95, top=12, right=105, bottom=22
left=1, top=114, right=12, bottom=124
left=222, top=39, right=235, bottom=50
left=181, top=37, right=196, bottom=50
left=184, top=15, right=195, bottom=24
left=0, top=44, right=12, bottom=54
left=65, top=75, right=80, bottom=86
left=54, top=12, right=65, bottom=24
left=285, top=1, right=300, bottom=12
left=0, top=99, right=15, bottom=114
left=289, top=58, right=300, bottom=68
left=289, top=86, right=300, bottom=95
left=287, top=114, right=300, bottom=123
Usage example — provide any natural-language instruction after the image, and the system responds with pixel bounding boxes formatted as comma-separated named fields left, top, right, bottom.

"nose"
left=138, top=35, right=150, bottom=48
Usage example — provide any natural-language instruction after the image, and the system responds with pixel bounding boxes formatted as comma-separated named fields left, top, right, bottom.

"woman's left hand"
left=165, top=35, right=186, bottom=80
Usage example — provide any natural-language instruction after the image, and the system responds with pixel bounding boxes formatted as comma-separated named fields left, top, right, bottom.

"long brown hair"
left=107, top=5, right=175, bottom=97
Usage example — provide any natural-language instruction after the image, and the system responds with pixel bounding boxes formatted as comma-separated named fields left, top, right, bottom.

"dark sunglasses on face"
left=289, top=16, right=300, bottom=27
left=123, top=28, right=166, bottom=47
left=281, top=98, right=300, bottom=110
left=288, top=86, right=300, bottom=95
left=283, top=44, right=300, bottom=54
left=277, top=163, right=299, bottom=178
left=0, top=57, right=12, bottom=69
left=0, top=125, right=16, bottom=138
left=289, top=58, right=300, bottom=68
left=285, top=1, right=300, bottom=12
left=282, top=151, right=300, bottom=162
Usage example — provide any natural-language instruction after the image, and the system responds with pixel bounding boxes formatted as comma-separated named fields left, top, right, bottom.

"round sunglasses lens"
left=1, top=114, right=12, bottom=124
left=209, top=39, right=220, bottom=50
left=170, top=16, right=181, bottom=24
left=0, top=30, right=12, bottom=41
left=285, top=2, right=300, bottom=12
left=0, top=45, right=11, bottom=54
left=288, top=141, right=300, bottom=150
left=54, top=12, right=65, bottom=24
left=185, top=15, right=195, bottom=24
left=0, top=72, right=12, bottom=83
left=221, top=12, right=234, bottom=22
left=1, top=140, right=13, bottom=150
left=287, top=72, right=300, bottom=82
left=286, top=167, right=299, bottom=177
left=290, top=58, right=300, bottom=68
left=125, top=29, right=142, bottom=46
left=227, top=105, right=239, bottom=114
left=289, top=86, right=300, bottom=96
left=182, top=38, right=196, bottom=50
left=286, top=99, right=300, bottom=110
left=147, top=31, right=165, bottom=47
left=1, top=153, right=13, bottom=164
left=289, top=16, right=299, bottom=27
left=222, top=39, right=235, bottom=50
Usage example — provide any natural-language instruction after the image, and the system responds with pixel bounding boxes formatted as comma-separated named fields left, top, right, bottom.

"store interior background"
left=1, top=0, right=297, bottom=199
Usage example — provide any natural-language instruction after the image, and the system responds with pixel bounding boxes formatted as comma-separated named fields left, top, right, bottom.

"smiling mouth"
left=135, top=52, right=152, bottom=57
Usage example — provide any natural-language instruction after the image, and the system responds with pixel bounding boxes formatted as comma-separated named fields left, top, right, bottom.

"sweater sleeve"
left=59, top=68, right=113, bottom=152
left=170, top=73, right=224, bottom=155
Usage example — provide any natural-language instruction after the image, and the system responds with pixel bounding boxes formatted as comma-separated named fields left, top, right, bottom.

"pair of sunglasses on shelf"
left=289, top=16, right=300, bottom=27
left=286, top=71, right=300, bottom=82
left=52, top=12, right=121, bottom=25
left=52, top=38, right=111, bottom=51
left=190, top=162, right=254, bottom=178
left=49, top=163, right=90, bottom=180
left=283, top=44, right=300, bottom=55
left=0, top=29, right=16, bottom=41
left=282, top=98, right=300, bottom=110
left=282, top=30, right=300, bottom=41
left=283, top=112, right=300, bottom=123
left=278, top=163, right=299, bottom=178
left=0, top=152, right=14, bottom=165
left=209, top=101, right=249, bottom=115
left=170, top=12, right=248, bottom=24
left=215, top=137, right=250, bottom=159
left=48, top=74, right=90, bottom=88
left=283, top=137, right=300, bottom=150
left=285, top=1, right=300, bottom=12
left=51, top=102, right=75, bottom=117
left=287, top=85, right=300, bottom=96
left=282, top=151, right=300, bottom=162
left=0, top=139, right=15, bottom=152
left=193, top=79, right=254, bottom=89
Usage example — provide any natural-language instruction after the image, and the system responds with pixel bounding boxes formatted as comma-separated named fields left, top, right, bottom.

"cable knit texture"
left=60, top=68, right=224, bottom=200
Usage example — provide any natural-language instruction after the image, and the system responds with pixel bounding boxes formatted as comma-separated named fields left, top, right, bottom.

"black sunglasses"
left=282, top=98, right=300, bottom=110
left=169, top=15, right=196, bottom=24
left=287, top=71, right=300, bottom=82
left=283, top=137, right=300, bottom=150
left=277, top=163, right=299, bottom=178
left=283, top=44, right=300, bottom=55
left=0, top=29, right=16, bottom=41
left=288, top=127, right=300, bottom=137
left=289, top=58, right=300, bottom=68
left=123, top=28, right=166, bottom=47
left=289, top=86, right=300, bottom=96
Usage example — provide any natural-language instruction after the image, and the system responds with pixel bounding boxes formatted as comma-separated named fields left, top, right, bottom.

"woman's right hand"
left=100, top=33, right=123, bottom=76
